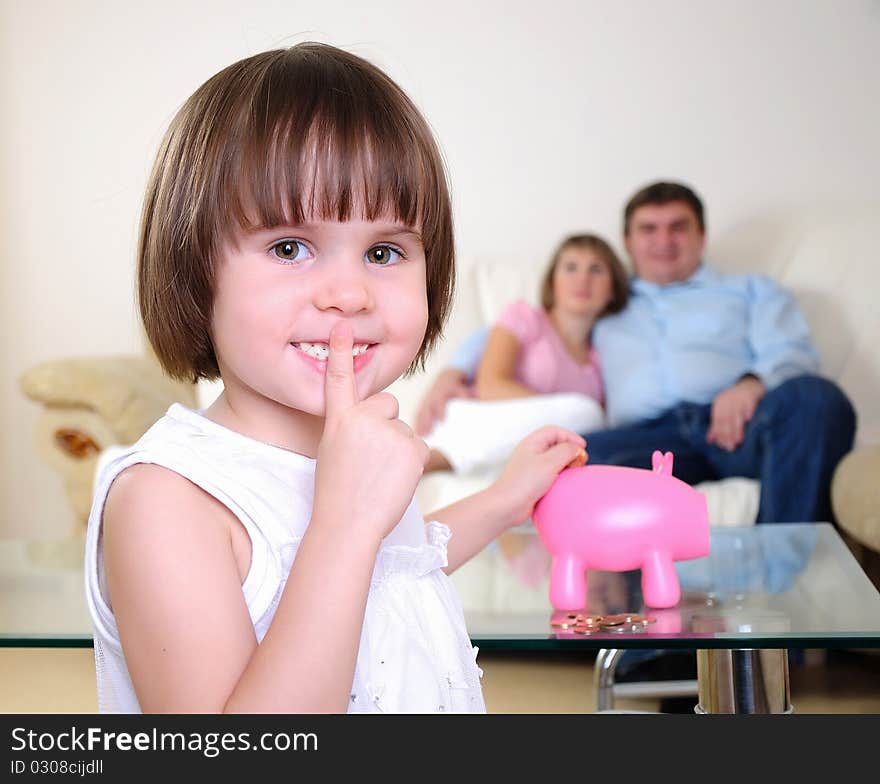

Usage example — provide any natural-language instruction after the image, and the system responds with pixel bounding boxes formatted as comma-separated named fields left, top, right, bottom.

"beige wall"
left=2, top=0, right=879, bottom=539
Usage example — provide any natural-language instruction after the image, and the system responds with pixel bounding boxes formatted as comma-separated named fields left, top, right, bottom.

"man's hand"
left=706, top=376, right=766, bottom=452
left=413, top=368, right=472, bottom=436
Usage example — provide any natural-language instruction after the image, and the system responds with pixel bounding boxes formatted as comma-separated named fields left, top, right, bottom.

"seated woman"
left=424, top=233, right=629, bottom=474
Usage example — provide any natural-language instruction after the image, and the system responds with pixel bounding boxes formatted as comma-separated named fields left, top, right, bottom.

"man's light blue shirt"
left=450, top=264, right=819, bottom=427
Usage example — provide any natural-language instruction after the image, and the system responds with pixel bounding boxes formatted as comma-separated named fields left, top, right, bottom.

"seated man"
left=417, top=181, right=856, bottom=524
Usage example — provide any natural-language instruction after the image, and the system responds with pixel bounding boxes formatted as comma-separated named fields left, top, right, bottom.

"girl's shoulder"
left=102, top=456, right=248, bottom=559
left=93, top=406, right=252, bottom=575
left=91, top=402, right=313, bottom=551
left=90, top=405, right=218, bottom=507
left=104, top=459, right=213, bottom=509
left=98, top=443, right=256, bottom=592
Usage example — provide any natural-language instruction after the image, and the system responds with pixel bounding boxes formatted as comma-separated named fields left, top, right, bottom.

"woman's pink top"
left=493, top=300, right=604, bottom=403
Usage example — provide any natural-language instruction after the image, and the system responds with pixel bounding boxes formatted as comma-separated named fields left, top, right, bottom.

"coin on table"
left=551, top=612, right=579, bottom=628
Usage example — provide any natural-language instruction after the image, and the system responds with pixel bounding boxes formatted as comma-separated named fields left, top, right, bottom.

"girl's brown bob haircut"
left=539, top=234, right=630, bottom=316
left=138, top=42, right=456, bottom=382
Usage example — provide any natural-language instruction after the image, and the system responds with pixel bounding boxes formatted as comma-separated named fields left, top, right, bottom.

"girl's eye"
left=589, top=263, right=607, bottom=274
left=271, top=239, right=311, bottom=264
left=366, top=244, right=403, bottom=266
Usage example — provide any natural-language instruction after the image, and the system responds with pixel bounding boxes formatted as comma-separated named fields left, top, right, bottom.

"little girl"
left=84, top=43, right=586, bottom=714
left=424, top=234, right=629, bottom=475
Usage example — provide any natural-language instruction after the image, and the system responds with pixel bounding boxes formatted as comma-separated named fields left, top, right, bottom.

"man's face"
left=624, top=201, right=705, bottom=285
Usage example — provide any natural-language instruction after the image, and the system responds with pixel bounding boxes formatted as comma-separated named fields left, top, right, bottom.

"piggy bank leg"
left=641, top=551, right=681, bottom=608
left=550, top=553, right=587, bottom=610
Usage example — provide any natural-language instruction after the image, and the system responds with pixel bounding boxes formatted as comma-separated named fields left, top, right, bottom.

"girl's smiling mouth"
left=290, top=341, right=377, bottom=372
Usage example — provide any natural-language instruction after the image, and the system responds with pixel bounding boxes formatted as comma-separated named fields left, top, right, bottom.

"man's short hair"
left=623, top=181, right=705, bottom=235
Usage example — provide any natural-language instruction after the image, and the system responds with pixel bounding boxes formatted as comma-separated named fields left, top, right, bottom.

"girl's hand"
left=313, top=321, right=429, bottom=542
left=493, top=426, right=587, bottom=527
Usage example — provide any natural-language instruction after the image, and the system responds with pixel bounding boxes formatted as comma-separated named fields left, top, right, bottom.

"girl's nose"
left=313, top=260, right=374, bottom=314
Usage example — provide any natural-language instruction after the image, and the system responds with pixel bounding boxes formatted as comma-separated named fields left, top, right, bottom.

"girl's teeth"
left=294, top=342, right=369, bottom=360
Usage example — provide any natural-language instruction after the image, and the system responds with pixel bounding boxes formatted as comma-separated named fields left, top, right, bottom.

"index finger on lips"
left=324, top=321, right=357, bottom=418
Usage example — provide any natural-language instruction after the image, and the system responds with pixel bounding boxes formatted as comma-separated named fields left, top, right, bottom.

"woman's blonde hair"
left=138, top=43, right=456, bottom=381
left=539, top=234, right=629, bottom=315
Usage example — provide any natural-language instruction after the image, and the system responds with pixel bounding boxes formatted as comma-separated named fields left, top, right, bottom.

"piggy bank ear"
left=651, top=450, right=675, bottom=475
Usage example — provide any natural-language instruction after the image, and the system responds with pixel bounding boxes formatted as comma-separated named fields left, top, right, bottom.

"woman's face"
left=550, top=246, right=615, bottom=318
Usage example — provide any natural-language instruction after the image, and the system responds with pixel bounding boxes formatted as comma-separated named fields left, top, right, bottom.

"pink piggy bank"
left=532, top=451, right=709, bottom=610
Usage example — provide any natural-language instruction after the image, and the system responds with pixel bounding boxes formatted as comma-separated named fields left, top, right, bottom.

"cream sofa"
left=19, top=207, right=880, bottom=601
left=399, top=207, right=880, bottom=608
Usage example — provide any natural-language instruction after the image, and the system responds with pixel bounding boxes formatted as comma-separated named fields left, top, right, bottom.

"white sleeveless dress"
left=84, top=404, right=486, bottom=713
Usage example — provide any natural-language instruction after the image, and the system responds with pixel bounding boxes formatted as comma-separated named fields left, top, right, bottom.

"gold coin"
left=566, top=449, right=587, bottom=469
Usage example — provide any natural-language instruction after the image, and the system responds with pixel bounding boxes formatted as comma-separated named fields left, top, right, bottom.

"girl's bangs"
left=228, top=111, right=433, bottom=236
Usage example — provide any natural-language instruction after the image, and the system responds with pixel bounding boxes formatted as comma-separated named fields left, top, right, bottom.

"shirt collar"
left=631, top=262, right=715, bottom=296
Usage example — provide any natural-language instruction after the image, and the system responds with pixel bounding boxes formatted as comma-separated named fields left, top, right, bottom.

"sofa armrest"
left=831, top=445, right=880, bottom=589
left=832, top=445, right=880, bottom=551
left=19, top=356, right=198, bottom=528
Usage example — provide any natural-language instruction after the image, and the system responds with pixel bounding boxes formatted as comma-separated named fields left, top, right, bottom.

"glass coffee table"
left=464, top=523, right=880, bottom=713
left=2, top=524, right=880, bottom=713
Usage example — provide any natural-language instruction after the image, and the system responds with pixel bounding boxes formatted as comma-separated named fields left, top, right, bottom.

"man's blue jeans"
left=587, top=375, right=855, bottom=683
left=584, top=375, right=856, bottom=524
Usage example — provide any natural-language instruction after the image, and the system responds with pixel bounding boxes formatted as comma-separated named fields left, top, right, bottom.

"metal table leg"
left=696, top=648, right=792, bottom=714
left=595, top=648, right=625, bottom=711
left=595, top=648, right=699, bottom=712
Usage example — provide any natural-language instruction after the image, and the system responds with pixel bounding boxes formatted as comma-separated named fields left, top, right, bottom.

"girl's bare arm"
left=428, top=427, right=585, bottom=573
left=104, top=464, right=381, bottom=713
left=428, top=484, right=520, bottom=573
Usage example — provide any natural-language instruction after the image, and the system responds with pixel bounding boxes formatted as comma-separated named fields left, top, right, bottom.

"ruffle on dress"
left=370, top=521, right=451, bottom=584
left=350, top=522, right=485, bottom=713
left=258, top=521, right=485, bottom=714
